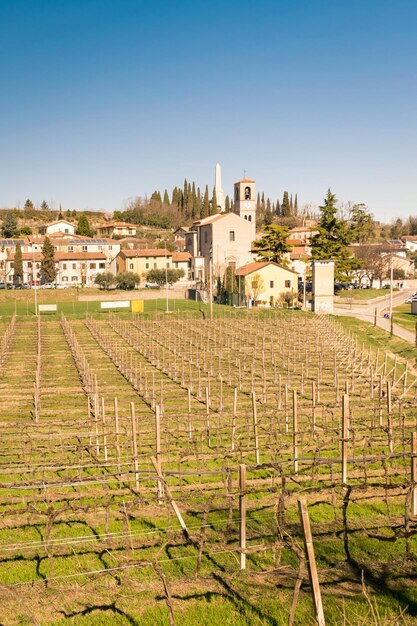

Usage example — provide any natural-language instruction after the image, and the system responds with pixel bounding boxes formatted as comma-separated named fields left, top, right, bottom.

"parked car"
left=145, top=282, right=160, bottom=289
left=0, top=282, right=5, bottom=289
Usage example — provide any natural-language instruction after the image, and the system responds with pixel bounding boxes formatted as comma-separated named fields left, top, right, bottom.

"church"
left=183, top=167, right=257, bottom=282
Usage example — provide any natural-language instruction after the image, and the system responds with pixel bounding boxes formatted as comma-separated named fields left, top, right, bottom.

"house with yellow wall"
left=235, top=261, right=299, bottom=307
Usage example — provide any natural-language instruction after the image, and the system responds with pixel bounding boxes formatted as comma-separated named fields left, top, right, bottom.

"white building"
left=39, top=220, right=75, bottom=236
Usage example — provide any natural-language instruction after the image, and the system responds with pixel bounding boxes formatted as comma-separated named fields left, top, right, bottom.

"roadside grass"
left=336, top=288, right=391, bottom=300
left=334, top=315, right=417, bottom=365
left=393, top=303, right=417, bottom=334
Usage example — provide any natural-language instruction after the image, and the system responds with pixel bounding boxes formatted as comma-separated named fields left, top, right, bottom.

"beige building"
left=117, top=249, right=190, bottom=281
left=97, top=222, right=137, bottom=237
left=235, top=261, right=298, bottom=307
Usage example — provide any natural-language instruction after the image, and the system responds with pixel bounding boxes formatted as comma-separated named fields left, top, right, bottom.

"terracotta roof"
left=286, top=238, right=304, bottom=246
left=235, top=261, right=298, bottom=277
left=193, top=214, right=227, bottom=226
left=120, top=248, right=171, bottom=258
left=172, top=251, right=191, bottom=262
left=289, top=226, right=316, bottom=232
left=290, top=247, right=311, bottom=260
left=235, top=178, right=256, bottom=183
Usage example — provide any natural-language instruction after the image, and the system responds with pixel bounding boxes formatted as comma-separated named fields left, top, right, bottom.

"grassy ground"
left=392, top=303, right=417, bottom=334
left=334, top=314, right=417, bottom=364
left=336, top=288, right=391, bottom=300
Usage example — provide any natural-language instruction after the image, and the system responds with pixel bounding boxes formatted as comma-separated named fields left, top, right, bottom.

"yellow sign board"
left=131, top=300, right=144, bottom=313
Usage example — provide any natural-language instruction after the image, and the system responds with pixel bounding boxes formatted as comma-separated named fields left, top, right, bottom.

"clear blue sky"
left=1, top=0, right=416, bottom=221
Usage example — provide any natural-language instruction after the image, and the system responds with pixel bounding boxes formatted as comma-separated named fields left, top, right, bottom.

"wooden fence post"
left=298, top=498, right=326, bottom=626
left=239, top=464, right=246, bottom=570
left=231, top=387, right=237, bottom=452
left=114, top=397, right=121, bottom=474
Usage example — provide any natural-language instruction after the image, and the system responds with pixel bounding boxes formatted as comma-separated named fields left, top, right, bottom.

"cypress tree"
left=201, top=185, right=210, bottom=218
left=171, top=187, right=178, bottom=206
left=275, top=199, right=281, bottom=216
left=290, top=194, right=293, bottom=214
left=261, top=192, right=265, bottom=212
left=163, top=189, right=170, bottom=205
left=14, top=242, right=23, bottom=284
left=211, top=187, right=218, bottom=215
left=225, top=195, right=230, bottom=212
left=294, top=194, right=298, bottom=215
left=256, top=193, right=261, bottom=213
left=41, top=236, right=57, bottom=283
left=281, top=191, right=291, bottom=217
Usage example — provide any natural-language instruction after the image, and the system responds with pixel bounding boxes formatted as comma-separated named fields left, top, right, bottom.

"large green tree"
left=41, top=236, right=57, bottom=282
left=76, top=213, right=94, bottom=237
left=350, top=204, right=375, bottom=243
left=1, top=211, right=19, bottom=238
left=14, top=242, right=23, bottom=284
left=201, top=185, right=210, bottom=218
left=252, top=224, right=291, bottom=265
left=211, top=187, right=218, bottom=215
left=311, top=189, right=358, bottom=280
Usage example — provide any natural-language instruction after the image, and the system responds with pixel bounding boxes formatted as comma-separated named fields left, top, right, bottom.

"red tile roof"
left=172, top=251, right=191, bottom=262
left=235, top=261, right=298, bottom=276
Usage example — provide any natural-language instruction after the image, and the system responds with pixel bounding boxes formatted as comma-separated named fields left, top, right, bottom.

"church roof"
left=236, top=178, right=255, bottom=183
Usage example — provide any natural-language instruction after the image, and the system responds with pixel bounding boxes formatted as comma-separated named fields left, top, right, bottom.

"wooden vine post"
left=411, top=432, right=417, bottom=516
left=131, top=402, right=139, bottom=489
left=341, top=393, right=349, bottom=485
left=293, top=390, right=299, bottom=474
left=298, top=498, right=326, bottom=626
left=155, top=404, right=163, bottom=504
left=239, top=463, right=246, bottom=570
left=252, top=391, right=260, bottom=465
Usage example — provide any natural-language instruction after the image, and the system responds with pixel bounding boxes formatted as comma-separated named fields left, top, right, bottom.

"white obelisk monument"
left=214, top=163, right=225, bottom=212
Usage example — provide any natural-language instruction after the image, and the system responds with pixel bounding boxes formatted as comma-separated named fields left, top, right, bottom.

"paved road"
left=333, top=289, right=416, bottom=344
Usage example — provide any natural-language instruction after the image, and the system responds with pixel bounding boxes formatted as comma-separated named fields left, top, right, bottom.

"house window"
left=71, top=276, right=78, bottom=282
left=90, top=263, right=96, bottom=269
left=62, top=263, right=67, bottom=270
left=68, top=246, right=73, bottom=252
left=248, top=215, right=252, bottom=221
left=167, top=262, right=170, bottom=268
left=270, top=280, right=274, bottom=288
left=108, top=245, right=112, bottom=250
left=285, top=280, right=291, bottom=288
left=229, top=231, right=235, bottom=242
left=62, top=276, right=68, bottom=282
left=129, top=263, right=134, bottom=270
left=28, top=262, right=32, bottom=268
left=64, top=228, right=69, bottom=233
left=145, top=263, right=149, bottom=269
left=82, top=245, right=88, bottom=251
left=153, top=263, right=157, bottom=269
left=174, top=262, right=178, bottom=268
left=72, top=263, right=76, bottom=269
left=99, top=263, right=105, bottom=269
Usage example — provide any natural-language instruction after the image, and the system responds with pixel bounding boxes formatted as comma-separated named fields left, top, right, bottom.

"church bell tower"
left=234, top=176, right=256, bottom=239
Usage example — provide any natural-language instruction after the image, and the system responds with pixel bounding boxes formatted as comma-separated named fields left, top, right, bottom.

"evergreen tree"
left=201, top=185, right=210, bottom=218
left=182, top=179, right=188, bottom=213
left=58, top=203, right=64, bottom=219
left=350, top=203, right=375, bottom=243
left=311, top=189, right=358, bottom=281
left=261, top=192, right=265, bottom=213
left=41, top=236, right=57, bottom=283
left=40, top=200, right=49, bottom=211
left=275, top=199, right=281, bottom=216
left=252, top=224, right=291, bottom=265
left=1, top=211, right=19, bottom=238
left=264, top=198, right=273, bottom=225
left=14, top=242, right=23, bottom=284
left=224, top=195, right=230, bottom=212
left=163, top=189, right=170, bottom=205
left=290, top=194, right=293, bottom=215
left=211, top=187, right=218, bottom=215
left=281, top=191, right=291, bottom=217
left=75, top=213, right=93, bottom=237
left=294, top=194, right=298, bottom=215
left=256, top=193, right=261, bottom=213
left=172, top=187, right=179, bottom=206
left=23, top=199, right=34, bottom=211
left=66, top=209, right=71, bottom=218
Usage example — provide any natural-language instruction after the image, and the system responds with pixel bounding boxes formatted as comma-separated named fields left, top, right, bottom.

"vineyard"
left=0, top=310, right=417, bottom=625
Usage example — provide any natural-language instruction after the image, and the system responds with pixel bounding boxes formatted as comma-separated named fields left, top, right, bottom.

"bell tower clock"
left=234, top=176, right=256, bottom=239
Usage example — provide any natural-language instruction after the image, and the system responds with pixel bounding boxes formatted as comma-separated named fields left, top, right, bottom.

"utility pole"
left=389, top=255, right=393, bottom=336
